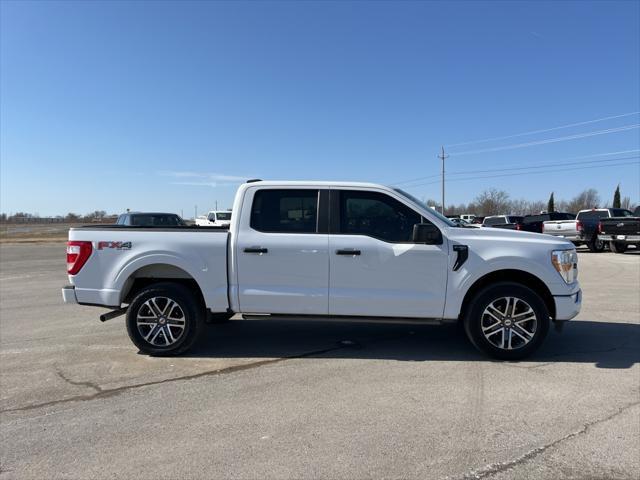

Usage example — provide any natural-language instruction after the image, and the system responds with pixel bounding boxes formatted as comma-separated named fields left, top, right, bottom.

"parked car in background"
left=542, top=218, right=580, bottom=244
left=460, top=214, right=476, bottom=222
left=597, top=206, right=640, bottom=253
left=519, top=212, right=575, bottom=233
left=195, top=210, right=232, bottom=227
left=449, top=217, right=480, bottom=228
left=116, top=212, right=186, bottom=227
left=574, top=208, right=633, bottom=252
left=482, top=215, right=524, bottom=229
left=62, top=180, right=581, bottom=360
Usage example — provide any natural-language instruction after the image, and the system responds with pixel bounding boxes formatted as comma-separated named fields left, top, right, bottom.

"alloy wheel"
left=481, top=296, right=537, bottom=350
left=136, top=296, right=186, bottom=347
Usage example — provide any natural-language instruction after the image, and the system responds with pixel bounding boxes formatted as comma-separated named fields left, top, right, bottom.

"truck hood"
left=447, top=225, right=574, bottom=249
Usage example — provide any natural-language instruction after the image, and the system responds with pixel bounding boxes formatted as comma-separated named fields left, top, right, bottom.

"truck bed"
left=67, top=226, right=230, bottom=310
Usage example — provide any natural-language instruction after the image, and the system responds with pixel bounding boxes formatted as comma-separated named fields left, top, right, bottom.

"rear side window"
left=251, top=189, right=318, bottom=233
left=338, top=190, right=422, bottom=242
left=610, top=209, right=633, bottom=217
left=483, top=217, right=505, bottom=226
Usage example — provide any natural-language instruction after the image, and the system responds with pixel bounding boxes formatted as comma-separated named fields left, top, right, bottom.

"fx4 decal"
left=98, top=241, right=132, bottom=250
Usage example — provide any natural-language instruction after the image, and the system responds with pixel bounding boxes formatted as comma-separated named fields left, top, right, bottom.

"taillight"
left=516, top=223, right=521, bottom=231
left=576, top=221, right=584, bottom=232
left=67, top=241, right=92, bottom=275
left=597, top=221, right=603, bottom=234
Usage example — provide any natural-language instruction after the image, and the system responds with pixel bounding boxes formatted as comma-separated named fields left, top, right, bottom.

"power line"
left=392, top=149, right=640, bottom=186
left=402, top=159, right=640, bottom=189
left=445, top=111, right=640, bottom=148
left=448, top=124, right=640, bottom=156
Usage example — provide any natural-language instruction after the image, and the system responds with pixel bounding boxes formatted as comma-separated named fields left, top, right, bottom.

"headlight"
left=551, top=249, right=578, bottom=284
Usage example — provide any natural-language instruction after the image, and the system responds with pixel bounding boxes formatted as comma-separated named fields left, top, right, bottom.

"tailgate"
left=543, top=220, right=578, bottom=235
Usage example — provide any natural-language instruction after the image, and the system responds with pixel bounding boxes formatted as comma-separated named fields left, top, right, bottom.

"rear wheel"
left=126, top=282, right=205, bottom=356
left=587, top=236, right=605, bottom=252
left=609, top=241, right=628, bottom=254
left=463, top=282, right=550, bottom=360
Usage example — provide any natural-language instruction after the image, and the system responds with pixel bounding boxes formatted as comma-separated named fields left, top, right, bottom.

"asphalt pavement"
left=1, top=243, right=638, bottom=479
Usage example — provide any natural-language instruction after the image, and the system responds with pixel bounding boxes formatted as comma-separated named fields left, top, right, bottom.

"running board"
left=241, top=313, right=455, bottom=325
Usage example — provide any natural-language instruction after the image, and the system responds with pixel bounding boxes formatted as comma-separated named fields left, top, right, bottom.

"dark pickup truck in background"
left=598, top=206, right=640, bottom=253
left=519, top=212, right=575, bottom=233
left=482, top=215, right=524, bottom=229
left=575, top=208, right=634, bottom=252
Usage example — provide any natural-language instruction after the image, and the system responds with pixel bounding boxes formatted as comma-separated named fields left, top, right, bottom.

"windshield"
left=216, top=212, right=232, bottom=220
left=392, top=188, right=456, bottom=227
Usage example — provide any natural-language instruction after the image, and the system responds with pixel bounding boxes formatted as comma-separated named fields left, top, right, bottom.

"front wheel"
left=609, top=241, right=628, bottom=254
left=463, top=282, right=550, bottom=360
left=126, top=282, right=205, bottom=356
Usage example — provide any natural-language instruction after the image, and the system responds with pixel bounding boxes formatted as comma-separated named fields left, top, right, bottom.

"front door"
left=329, top=189, right=448, bottom=318
left=236, top=188, right=329, bottom=315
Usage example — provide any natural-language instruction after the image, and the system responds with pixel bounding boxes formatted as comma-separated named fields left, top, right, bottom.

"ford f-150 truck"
left=574, top=208, right=633, bottom=252
left=62, top=181, right=581, bottom=360
left=598, top=206, right=640, bottom=253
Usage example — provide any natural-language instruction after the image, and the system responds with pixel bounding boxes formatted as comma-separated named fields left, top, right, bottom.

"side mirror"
left=412, top=223, right=443, bottom=245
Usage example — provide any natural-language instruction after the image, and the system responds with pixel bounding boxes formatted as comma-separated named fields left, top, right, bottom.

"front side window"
left=251, top=189, right=318, bottom=233
left=216, top=212, right=232, bottom=221
left=339, top=190, right=422, bottom=242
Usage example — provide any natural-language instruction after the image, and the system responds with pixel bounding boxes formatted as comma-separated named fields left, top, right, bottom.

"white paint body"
left=65, top=181, right=581, bottom=322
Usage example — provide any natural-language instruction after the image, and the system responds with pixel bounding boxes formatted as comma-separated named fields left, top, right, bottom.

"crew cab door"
left=328, top=189, right=448, bottom=318
left=235, top=187, right=329, bottom=315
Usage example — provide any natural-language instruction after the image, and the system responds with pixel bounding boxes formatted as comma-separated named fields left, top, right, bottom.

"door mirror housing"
left=412, top=223, right=443, bottom=245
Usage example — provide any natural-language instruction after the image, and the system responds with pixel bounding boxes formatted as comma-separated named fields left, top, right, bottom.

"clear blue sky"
left=1, top=0, right=639, bottom=217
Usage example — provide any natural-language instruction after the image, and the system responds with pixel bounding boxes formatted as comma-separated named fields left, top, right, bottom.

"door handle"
left=336, top=249, right=361, bottom=256
left=244, top=247, right=268, bottom=254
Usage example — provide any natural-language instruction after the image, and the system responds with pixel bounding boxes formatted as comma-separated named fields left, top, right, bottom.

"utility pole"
left=215, top=200, right=218, bottom=211
left=438, top=146, right=449, bottom=215
left=194, top=205, right=197, bottom=220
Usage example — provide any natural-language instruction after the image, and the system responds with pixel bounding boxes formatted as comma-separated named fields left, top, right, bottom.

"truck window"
left=610, top=209, right=633, bottom=217
left=216, top=212, right=232, bottom=221
left=483, top=217, right=505, bottom=226
left=207, top=213, right=216, bottom=222
left=250, top=189, right=319, bottom=233
left=577, top=210, right=609, bottom=220
left=338, top=190, right=422, bottom=242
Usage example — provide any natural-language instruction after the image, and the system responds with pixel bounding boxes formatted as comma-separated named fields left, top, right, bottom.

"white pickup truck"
left=195, top=210, right=232, bottom=227
left=62, top=181, right=581, bottom=360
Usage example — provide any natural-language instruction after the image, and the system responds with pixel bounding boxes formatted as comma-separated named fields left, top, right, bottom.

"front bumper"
left=554, top=289, right=581, bottom=320
left=598, top=234, right=640, bottom=242
left=62, top=285, right=78, bottom=304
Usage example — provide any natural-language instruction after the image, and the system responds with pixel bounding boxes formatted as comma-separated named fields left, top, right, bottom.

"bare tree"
left=565, top=189, right=600, bottom=213
left=620, top=196, right=637, bottom=211
left=474, top=189, right=511, bottom=216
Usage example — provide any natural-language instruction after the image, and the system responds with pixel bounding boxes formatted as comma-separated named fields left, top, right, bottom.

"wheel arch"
left=121, top=263, right=206, bottom=308
left=459, top=269, right=556, bottom=320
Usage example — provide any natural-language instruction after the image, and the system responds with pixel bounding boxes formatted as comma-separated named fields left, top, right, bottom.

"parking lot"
left=0, top=243, right=638, bottom=479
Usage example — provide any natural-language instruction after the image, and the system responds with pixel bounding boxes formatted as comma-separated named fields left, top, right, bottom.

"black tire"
left=609, top=241, right=628, bottom=254
left=207, top=311, right=235, bottom=324
left=463, top=282, right=550, bottom=360
left=587, top=236, right=605, bottom=252
left=126, top=282, right=205, bottom=356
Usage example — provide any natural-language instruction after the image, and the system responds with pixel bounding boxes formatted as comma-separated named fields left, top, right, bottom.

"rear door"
left=235, top=187, right=329, bottom=315
left=328, top=189, right=448, bottom=318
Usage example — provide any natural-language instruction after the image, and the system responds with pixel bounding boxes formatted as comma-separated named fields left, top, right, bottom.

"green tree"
left=547, top=192, right=555, bottom=213
left=613, top=185, right=621, bottom=208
